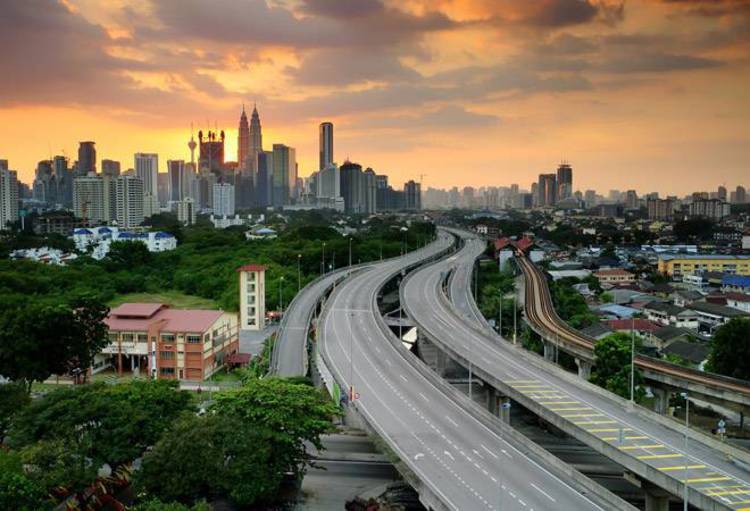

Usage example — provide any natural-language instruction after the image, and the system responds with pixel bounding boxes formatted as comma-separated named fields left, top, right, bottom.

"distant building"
left=556, top=163, right=573, bottom=200
left=176, top=197, right=196, bottom=225
left=537, top=173, right=557, bottom=207
left=272, top=144, right=296, bottom=206
left=339, top=161, right=364, bottom=213
left=135, top=153, right=158, bottom=196
left=658, top=254, right=750, bottom=278
left=72, top=226, right=176, bottom=259
left=0, top=162, right=19, bottom=230
left=404, top=179, right=421, bottom=211
left=101, top=159, right=121, bottom=178
left=73, top=175, right=116, bottom=224
left=101, top=303, right=238, bottom=380
left=625, top=189, right=639, bottom=209
left=319, top=122, right=333, bottom=171
left=237, top=265, right=266, bottom=330
left=688, top=199, right=730, bottom=221
left=167, top=160, right=186, bottom=202
left=213, top=182, right=235, bottom=216
left=594, top=268, right=635, bottom=284
left=647, top=198, right=675, bottom=221
left=199, top=129, right=225, bottom=173
left=115, top=175, right=145, bottom=229
left=77, top=141, right=96, bottom=176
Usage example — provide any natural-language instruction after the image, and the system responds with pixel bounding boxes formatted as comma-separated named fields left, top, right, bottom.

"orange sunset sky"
left=1, top=0, right=749, bottom=195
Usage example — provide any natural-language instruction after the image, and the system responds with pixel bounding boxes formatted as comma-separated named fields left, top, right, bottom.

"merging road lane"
left=402, top=228, right=750, bottom=511
left=319, top=232, right=622, bottom=511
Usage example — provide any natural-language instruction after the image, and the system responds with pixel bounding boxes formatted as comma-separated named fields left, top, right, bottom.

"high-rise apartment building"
left=73, top=175, right=116, bottom=224
left=689, top=199, right=730, bottom=221
left=339, top=161, right=364, bottom=214
left=134, top=153, right=158, bottom=195
left=213, top=182, right=235, bottom=216
left=256, top=150, right=272, bottom=207
left=537, top=173, right=557, bottom=207
left=647, top=198, right=675, bottom=221
left=625, top=189, right=639, bottom=209
left=77, top=141, right=96, bottom=176
left=0, top=161, right=19, bottom=230
left=198, top=130, right=225, bottom=173
left=363, top=168, right=377, bottom=214
left=404, top=180, right=421, bottom=211
left=556, top=163, right=573, bottom=200
left=717, top=185, right=727, bottom=201
left=271, top=144, right=296, bottom=207
left=177, top=197, right=196, bottom=225
left=735, top=186, right=747, bottom=204
left=167, top=160, right=186, bottom=202
left=115, top=175, right=145, bottom=228
left=319, top=122, right=333, bottom=171
left=317, top=164, right=339, bottom=199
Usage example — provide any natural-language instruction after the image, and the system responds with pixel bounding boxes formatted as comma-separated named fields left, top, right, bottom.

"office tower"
left=157, top=172, right=169, bottom=205
left=272, top=144, right=296, bottom=207
left=317, top=164, right=339, bottom=199
left=249, top=105, right=262, bottom=171
left=339, top=161, right=364, bottom=213
left=52, top=155, right=73, bottom=208
left=73, top=176, right=107, bottom=223
left=77, top=141, right=96, bottom=176
left=0, top=162, right=19, bottom=230
left=115, top=175, right=145, bottom=228
left=537, top=173, right=557, bottom=207
left=134, top=153, right=158, bottom=195
left=167, top=160, right=186, bottom=202
left=717, top=185, right=727, bottom=201
left=688, top=198, right=731, bottom=221
left=625, top=190, right=639, bottom=209
left=404, top=180, right=421, bottom=211
left=376, top=174, right=389, bottom=211
left=213, top=182, right=235, bottom=216
left=198, top=129, right=225, bottom=174
left=556, top=162, right=573, bottom=200
left=177, top=197, right=196, bottom=225
left=735, top=186, right=747, bottom=204
left=238, top=105, right=250, bottom=172
left=33, top=160, right=53, bottom=203
left=584, top=190, right=597, bottom=208
left=234, top=172, right=255, bottom=209
left=647, top=198, right=675, bottom=221
left=363, top=168, right=377, bottom=214
left=101, top=159, right=121, bottom=177
left=319, top=122, right=333, bottom=171
left=256, top=150, right=272, bottom=207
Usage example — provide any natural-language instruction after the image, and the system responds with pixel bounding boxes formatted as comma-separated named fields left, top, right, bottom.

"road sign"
left=501, top=402, right=511, bottom=410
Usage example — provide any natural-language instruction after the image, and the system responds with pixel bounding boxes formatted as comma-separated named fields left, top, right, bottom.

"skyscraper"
left=0, top=161, right=19, bottom=230
left=238, top=105, right=250, bottom=172
left=538, top=173, right=557, bottom=207
left=167, top=160, right=186, bottom=202
left=115, top=175, right=145, bottom=228
left=556, top=162, right=573, bottom=200
left=249, top=104, right=262, bottom=170
left=213, top=182, right=235, bottom=216
left=404, top=180, right=421, bottom=211
left=102, top=159, right=121, bottom=178
left=339, top=161, right=364, bottom=214
left=135, top=153, right=159, bottom=195
left=256, top=150, right=272, bottom=207
left=77, top=141, right=96, bottom=176
left=319, top=122, right=333, bottom=171
left=271, top=144, right=296, bottom=207
left=198, top=129, right=225, bottom=174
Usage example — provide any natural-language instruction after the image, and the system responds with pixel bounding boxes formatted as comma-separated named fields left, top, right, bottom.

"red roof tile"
left=110, top=303, right=166, bottom=318
left=105, top=303, right=225, bottom=333
left=237, top=264, right=268, bottom=272
left=606, top=319, right=660, bottom=332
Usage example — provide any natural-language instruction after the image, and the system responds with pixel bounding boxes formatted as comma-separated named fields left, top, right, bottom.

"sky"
left=2, top=0, right=749, bottom=195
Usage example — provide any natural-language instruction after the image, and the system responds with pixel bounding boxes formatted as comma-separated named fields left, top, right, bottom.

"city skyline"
left=1, top=0, right=749, bottom=194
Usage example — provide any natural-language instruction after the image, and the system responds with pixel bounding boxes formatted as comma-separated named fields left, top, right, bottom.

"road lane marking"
left=443, top=450, right=455, bottom=461
left=480, top=444, right=499, bottom=459
left=659, top=465, right=706, bottom=471
left=399, top=374, right=408, bottom=382
left=620, top=444, right=664, bottom=451
left=684, top=477, right=732, bottom=484
left=572, top=420, right=617, bottom=425
left=419, top=392, right=429, bottom=402
left=588, top=428, right=632, bottom=433
left=446, top=417, right=458, bottom=427
left=548, top=407, right=592, bottom=411
left=500, top=449, right=512, bottom=459
left=531, top=482, right=556, bottom=502
left=638, top=454, right=684, bottom=460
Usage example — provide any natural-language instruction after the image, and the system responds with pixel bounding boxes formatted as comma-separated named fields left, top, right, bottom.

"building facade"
left=272, top=144, right=296, bottom=206
left=77, top=141, right=96, bottom=176
left=238, top=265, right=266, bottom=330
left=134, top=153, right=158, bottom=196
left=116, top=175, right=145, bottom=228
left=319, top=122, right=333, bottom=171
left=0, top=162, right=19, bottom=230
left=213, top=182, right=235, bottom=216
left=658, top=255, right=750, bottom=277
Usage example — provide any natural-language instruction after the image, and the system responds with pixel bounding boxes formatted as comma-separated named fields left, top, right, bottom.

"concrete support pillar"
left=543, top=340, right=557, bottom=362
left=644, top=492, right=669, bottom=511
left=436, top=348, right=447, bottom=378
left=486, top=386, right=498, bottom=416
left=499, top=396, right=511, bottom=425
left=575, top=358, right=592, bottom=380
left=627, top=472, right=671, bottom=511
left=651, top=387, right=669, bottom=415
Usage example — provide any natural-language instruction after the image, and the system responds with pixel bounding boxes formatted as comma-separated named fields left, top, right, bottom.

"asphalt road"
left=319, top=231, right=611, bottom=511
left=403, top=228, right=750, bottom=510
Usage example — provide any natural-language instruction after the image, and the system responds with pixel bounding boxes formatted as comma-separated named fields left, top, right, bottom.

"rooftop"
left=687, top=301, right=749, bottom=318
left=106, top=303, right=225, bottom=333
left=660, top=254, right=750, bottom=261
left=237, top=264, right=268, bottom=272
left=594, top=268, right=633, bottom=276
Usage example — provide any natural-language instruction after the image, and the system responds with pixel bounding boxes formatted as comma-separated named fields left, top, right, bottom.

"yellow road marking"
left=620, top=444, right=664, bottom=451
left=637, top=454, right=683, bottom=460
left=705, top=489, right=750, bottom=497
left=548, top=407, right=592, bottom=411
left=729, top=500, right=750, bottom=505
left=588, top=428, right=632, bottom=433
left=525, top=390, right=564, bottom=394
left=539, top=401, right=579, bottom=405
left=659, top=465, right=706, bottom=471
left=512, top=384, right=549, bottom=389
left=683, top=477, right=731, bottom=484
left=506, top=380, right=539, bottom=384
left=561, top=413, right=605, bottom=418
left=601, top=436, right=648, bottom=441
left=573, top=420, right=616, bottom=425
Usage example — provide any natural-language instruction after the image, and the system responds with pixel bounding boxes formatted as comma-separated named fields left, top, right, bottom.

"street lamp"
left=297, top=254, right=302, bottom=292
left=681, top=391, right=689, bottom=511
left=279, top=276, right=285, bottom=317
left=348, top=236, right=353, bottom=268
left=321, top=242, right=326, bottom=275
left=630, top=316, right=635, bottom=403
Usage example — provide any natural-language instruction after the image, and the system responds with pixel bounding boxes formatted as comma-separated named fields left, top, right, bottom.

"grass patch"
left=108, top=291, right=219, bottom=310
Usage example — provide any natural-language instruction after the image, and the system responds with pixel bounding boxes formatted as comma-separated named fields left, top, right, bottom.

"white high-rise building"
left=134, top=153, right=158, bottom=195
left=213, top=182, right=235, bottom=216
left=238, top=264, right=266, bottom=330
left=177, top=197, right=196, bottom=225
left=0, top=161, right=19, bottom=230
left=317, top=164, right=340, bottom=199
left=115, top=176, right=144, bottom=229
left=74, top=176, right=106, bottom=224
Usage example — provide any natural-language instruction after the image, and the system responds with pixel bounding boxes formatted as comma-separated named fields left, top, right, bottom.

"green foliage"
left=707, top=318, right=750, bottom=380
left=18, top=438, right=95, bottom=499
left=0, top=381, right=30, bottom=437
left=132, top=499, right=211, bottom=511
left=8, top=380, right=191, bottom=468
left=105, top=240, right=153, bottom=270
left=0, top=450, right=49, bottom=511
left=137, top=414, right=278, bottom=507
left=674, top=218, right=715, bottom=242
left=550, top=277, right=598, bottom=329
left=591, top=333, right=645, bottom=401
left=0, top=297, right=109, bottom=387
left=210, top=378, right=339, bottom=478
left=601, top=292, right=614, bottom=304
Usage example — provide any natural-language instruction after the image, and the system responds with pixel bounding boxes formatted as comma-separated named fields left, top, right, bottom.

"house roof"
left=723, top=275, right=750, bottom=288
left=663, top=340, right=709, bottom=364
left=687, top=301, right=749, bottom=318
left=237, top=264, right=268, bottom=272
left=643, top=301, right=692, bottom=316
left=726, top=292, right=750, bottom=303
left=652, top=325, right=691, bottom=342
left=595, top=303, right=638, bottom=318
left=606, top=319, right=661, bottom=332
left=581, top=322, right=613, bottom=338
left=106, top=303, right=225, bottom=333
left=595, top=268, right=633, bottom=277
left=674, top=290, right=703, bottom=302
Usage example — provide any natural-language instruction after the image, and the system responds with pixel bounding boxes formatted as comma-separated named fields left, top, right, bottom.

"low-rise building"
left=722, top=275, right=750, bottom=294
left=594, top=268, right=635, bottom=284
left=642, top=301, right=699, bottom=329
left=658, top=254, right=750, bottom=278
left=686, top=301, right=749, bottom=334
left=72, top=226, right=177, bottom=259
left=100, top=303, right=239, bottom=380
left=725, top=292, right=750, bottom=313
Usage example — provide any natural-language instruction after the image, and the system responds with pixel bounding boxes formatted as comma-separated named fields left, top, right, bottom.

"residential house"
left=685, top=301, right=749, bottom=334
left=726, top=292, right=750, bottom=313
left=594, top=268, right=635, bottom=285
left=642, top=301, right=699, bottom=329
left=649, top=325, right=694, bottom=350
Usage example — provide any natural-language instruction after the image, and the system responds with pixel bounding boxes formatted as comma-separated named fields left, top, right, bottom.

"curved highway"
left=319, top=231, right=625, bottom=511
left=402, top=228, right=750, bottom=511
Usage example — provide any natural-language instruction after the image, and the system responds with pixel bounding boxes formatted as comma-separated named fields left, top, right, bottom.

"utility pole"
left=279, top=276, right=284, bottom=317
left=630, top=316, right=635, bottom=403
left=682, top=392, right=690, bottom=511
left=348, top=236, right=352, bottom=268
left=513, top=294, right=517, bottom=344
left=321, top=242, right=326, bottom=275
left=297, top=254, right=302, bottom=293
left=498, top=294, right=502, bottom=336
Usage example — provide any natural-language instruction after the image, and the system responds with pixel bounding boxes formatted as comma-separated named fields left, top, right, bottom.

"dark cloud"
left=476, top=0, right=624, bottom=28
left=286, top=48, right=422, bottom=86
left=300, top=0, right=387, bottom=19
left=598, top=52, right=721, bottom=73
left=362, top=105, right=500, bottom=131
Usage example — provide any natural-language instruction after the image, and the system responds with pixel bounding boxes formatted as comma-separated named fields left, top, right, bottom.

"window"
left=108, top=333, right=118, bottom=343
left=160, top=367, right=175, bottom=376
left=137, top=334, right=148, bottom=343
left=187, top=335, right=202, bottom=344
left=161, top=334, right=175, bottom=343
left=160, top=351, right=175, bottom=360
left=122, top=333, right=134, bottom=342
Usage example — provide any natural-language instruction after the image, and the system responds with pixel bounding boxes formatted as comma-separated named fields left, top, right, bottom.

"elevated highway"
left=317, top=231, right=632, bottom=511
left=401, top=228, right=750, bottom=511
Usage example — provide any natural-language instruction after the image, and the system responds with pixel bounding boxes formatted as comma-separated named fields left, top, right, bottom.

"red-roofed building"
left=100, top=303, right=239, bottom=380
left=605, top=319, right=661, bottom=334
left=494, top=238, right=511, bottom=251
left=514, top=236, right=534, bottom=253
left=594, top=268, right=635, bottom=284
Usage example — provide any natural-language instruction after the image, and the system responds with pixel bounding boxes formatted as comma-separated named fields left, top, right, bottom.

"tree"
left=210, top=378, right=339, bottom=479
left=591, top=333, right=645, bottom=401
left=137, top=414, right=278, bottom=507
left=0, top=381, right=30, bottom=438
left=8, top=380, right=191, bottom=468
left=0, top=450, right=49, bottom=511
left=105, top=240, right=153, bottom=269
left=133, top=499, right=211, bottom=511
left=0, top=298, right=109, bottom=389
left=707, top=318, right=750, bottom=380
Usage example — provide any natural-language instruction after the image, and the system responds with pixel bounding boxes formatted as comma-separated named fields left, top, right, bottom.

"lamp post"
left=297, top=254, right=302, bottom=292
left=513, top=294, right=517, bottom=344
left=279, top=276, right=284, bottom=317
left=321, top=242, right=326, bottom=275
left=630, top=316, right=635, bottom=403
left=348, top=236, right=353, bottom=268
left=681, top=391, right=689, bottom=511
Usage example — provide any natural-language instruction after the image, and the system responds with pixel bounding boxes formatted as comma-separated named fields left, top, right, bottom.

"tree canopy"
left=707, top=318, right=750, bottom=380
left=591, top=333, right=644, bottom=401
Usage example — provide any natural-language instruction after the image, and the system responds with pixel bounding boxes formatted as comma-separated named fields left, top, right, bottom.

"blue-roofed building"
left=70, top=226, right=177, bottom=259
left=722, top=274, right=750, bottom=294
left=594, top=303, right=639, bottom=320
